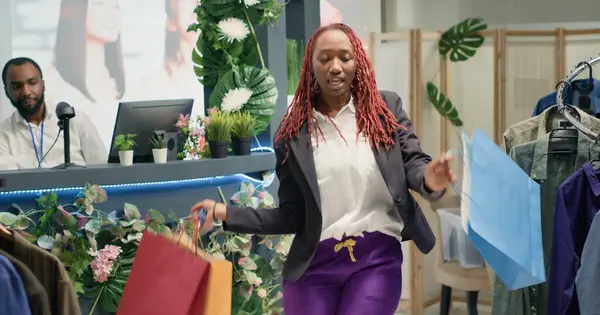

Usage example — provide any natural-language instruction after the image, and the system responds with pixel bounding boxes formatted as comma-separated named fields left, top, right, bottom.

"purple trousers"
left=283, top=231, right=403, bottom=315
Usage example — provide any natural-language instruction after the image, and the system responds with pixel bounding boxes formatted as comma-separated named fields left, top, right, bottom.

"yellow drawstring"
left=334, top=238, right=357, bottom=262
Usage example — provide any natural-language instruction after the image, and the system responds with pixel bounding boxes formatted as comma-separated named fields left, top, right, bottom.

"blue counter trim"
left=0, top=147, right=274, bottom=202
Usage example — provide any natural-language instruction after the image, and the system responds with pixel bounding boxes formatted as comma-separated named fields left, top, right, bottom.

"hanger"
left=573, top=61, right=594, bottom=113
left=548, top=107, right=579, bottom=154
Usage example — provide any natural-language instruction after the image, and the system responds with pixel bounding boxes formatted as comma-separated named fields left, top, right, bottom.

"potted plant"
left=113, top=134, right=136, bottom=166
left=150, top=133, right=168, bottom=164
left=231, top=112, right=256, bottom=156
left=204, top=108, right=233, bottom=159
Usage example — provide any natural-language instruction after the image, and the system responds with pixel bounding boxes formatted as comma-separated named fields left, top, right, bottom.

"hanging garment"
left=492, top=131, right=597, bottom=315
left=503, top=106, right=600, bottom=154
left=0, top=232, right=80, bottom=315
left=0, top=254, right=31, bottom=315
left=531, top=79, right=600, bottom=116
left=548, top=162, right=600, bottom=315
left=0, top=249, right=50, bottom=315
left=575, top=208, right=600, bottom=315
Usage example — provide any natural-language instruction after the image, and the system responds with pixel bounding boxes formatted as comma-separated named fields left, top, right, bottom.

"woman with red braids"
left=191, top=23, right=455, bottom=314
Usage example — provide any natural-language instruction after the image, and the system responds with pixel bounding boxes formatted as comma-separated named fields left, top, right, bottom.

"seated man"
left=0, top=57, right=107, bottom=170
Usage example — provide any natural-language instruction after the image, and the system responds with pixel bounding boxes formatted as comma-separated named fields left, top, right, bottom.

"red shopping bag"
left=117, top=230, right=210, bottom=315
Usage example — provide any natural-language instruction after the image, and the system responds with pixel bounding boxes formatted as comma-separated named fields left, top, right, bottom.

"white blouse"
left=312, top=99, right=405, bottom=242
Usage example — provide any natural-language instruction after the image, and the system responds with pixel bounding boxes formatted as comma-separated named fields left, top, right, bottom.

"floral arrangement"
left=208, top=181, right=293, bottom=315
left=175, top=113, right=209, bottom=160
left=0, top=184, right=178, bottom=313
left=190, top=0, right=284, bottom=134
left=0, top=177, right=289, bottom=315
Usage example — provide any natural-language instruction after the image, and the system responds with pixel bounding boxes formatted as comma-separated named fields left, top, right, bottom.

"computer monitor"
left=108, top=99, right=194, bottom=164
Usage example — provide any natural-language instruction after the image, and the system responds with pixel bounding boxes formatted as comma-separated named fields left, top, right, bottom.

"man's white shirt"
left=0, top=102, right=107, bottom=170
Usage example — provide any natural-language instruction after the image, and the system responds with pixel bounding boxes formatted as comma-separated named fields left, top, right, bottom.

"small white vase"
left=152, top=148, right=168, bottom=164
left=118, top=150, right=134, bottom=166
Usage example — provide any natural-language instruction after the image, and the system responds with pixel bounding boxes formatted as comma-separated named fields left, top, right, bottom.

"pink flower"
left=175, top=114, right=190, bottom=128
left=198, top=136, right=206, bottom=149
left=238, top=256, right=248, bottom=266
left=257, top=191, right=269, bottom=199
left=90, top=245, right=122, bottom=283
left=257, top=288, right=267, bottom=298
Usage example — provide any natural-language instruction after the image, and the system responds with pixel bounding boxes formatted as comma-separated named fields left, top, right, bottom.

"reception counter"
left=0, top=152, right=277, bottom=217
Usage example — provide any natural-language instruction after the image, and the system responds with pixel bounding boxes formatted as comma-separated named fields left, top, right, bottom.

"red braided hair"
left=275, top=23, right=405, bottom=161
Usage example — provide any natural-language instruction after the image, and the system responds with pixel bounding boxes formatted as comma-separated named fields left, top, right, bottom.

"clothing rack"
left=556, top=55, right=600, bottom=139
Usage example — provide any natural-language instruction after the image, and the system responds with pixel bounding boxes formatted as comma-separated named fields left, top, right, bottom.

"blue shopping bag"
left=458, top=128, right=545, bottom=290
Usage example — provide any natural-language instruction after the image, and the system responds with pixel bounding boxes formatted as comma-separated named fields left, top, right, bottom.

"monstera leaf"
left=438, top=18, right=487, bottom=62
left=192, top=34, right=259, bottom=89
left=192, top=37, right=231, bottom=89
left=200, top=0, right=273, bottom=19
left=426, top=82, right=463, bottom=127
left=209, top=65, right=278, bottom=134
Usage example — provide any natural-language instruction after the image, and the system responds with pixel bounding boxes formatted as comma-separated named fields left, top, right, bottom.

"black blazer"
left=223, top=90, right=441, bottom=282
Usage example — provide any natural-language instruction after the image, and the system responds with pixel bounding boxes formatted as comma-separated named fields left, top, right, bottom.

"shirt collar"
left=535, top=105, right=600, bottom=139
left=313, top=97, right=355, bottom=121
left=14, top=102, right=55, bottom=126
left=583, top=162, right=600, bottom=197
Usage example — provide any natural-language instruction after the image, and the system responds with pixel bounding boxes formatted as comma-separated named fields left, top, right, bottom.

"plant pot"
left=118, top=150, right=134, bottom=166
left=232, top=136, right=252, bottom=156
left=152, top=148, right=168, bottom=164
left=208, top=140, right=228, bottom=159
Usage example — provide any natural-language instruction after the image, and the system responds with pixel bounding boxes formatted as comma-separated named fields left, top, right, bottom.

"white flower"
left=221, top=87, right=253, bottom=112
left=217, top=18, right=250, bottom=43
left=242, top=0, right=259, bottom=7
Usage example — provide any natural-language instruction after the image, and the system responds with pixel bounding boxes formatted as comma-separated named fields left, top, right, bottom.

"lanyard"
left=27, top=121, right=44, bottom=167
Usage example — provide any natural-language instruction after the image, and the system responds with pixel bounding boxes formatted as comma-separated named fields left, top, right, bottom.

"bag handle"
left=175, top=215, right=206, bottom=257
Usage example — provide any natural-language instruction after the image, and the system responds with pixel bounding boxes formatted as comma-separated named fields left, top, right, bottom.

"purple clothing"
left=283, top=232, right=403, bottom=315
left=548, top=162, right=600, bottom=315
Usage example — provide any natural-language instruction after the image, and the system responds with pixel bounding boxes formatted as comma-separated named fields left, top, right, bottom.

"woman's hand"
left=190, top=199, right=227, bottom=232
left=424, top=152, right=456, bottom=192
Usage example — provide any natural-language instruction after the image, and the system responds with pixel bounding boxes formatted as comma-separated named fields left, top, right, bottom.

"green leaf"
left=426, top=82, right=463, bottom=127
left=193, top=36, right=231, bottom=89
left=37, top=234, right=54, bottom=250
left=145, top=209, right=165, bottom=225
left=132, top=220, right=146, bottom=232
left=124, top=203, right=141, bottom=220
left=85, top=184, right=108, bottom=203
left=0, top=212, right=18, bottom=226
left=209, top=65, right=278, bottom=134
left=85, top=219, right=102, bottom=235
left=438, top=18, right=487, bottom=62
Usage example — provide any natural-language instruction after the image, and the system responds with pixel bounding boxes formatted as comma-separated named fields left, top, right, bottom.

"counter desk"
left=0, top=152, right=277, bottom=217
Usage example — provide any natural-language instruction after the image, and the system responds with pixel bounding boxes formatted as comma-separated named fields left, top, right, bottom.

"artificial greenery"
left=113, top=134, right=136, bottom=151
left=209, top=182, right=292, bottom=315
left=438, top=18, right=487, bottom=62
left=205, top=109, right=234, bottom=142
left=0, top=184, right=175, bottom=313
left=426, top=83, right=463, bottom=127
left=190, top=0, right=284, bottom=135
left=0, top=176, right=288, bottom=315
left=286, top=39, right=304, bottom=96
left=209, top=65, right=276, bottom=133
left=426, top=18, right=487, bottom=127
left=149, top=133, right=167, bottom=149
left=232, top=111, right=257, bottom=138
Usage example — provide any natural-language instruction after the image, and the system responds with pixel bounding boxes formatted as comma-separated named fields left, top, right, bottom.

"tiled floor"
left=396, top=304, right=492, bottom=315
